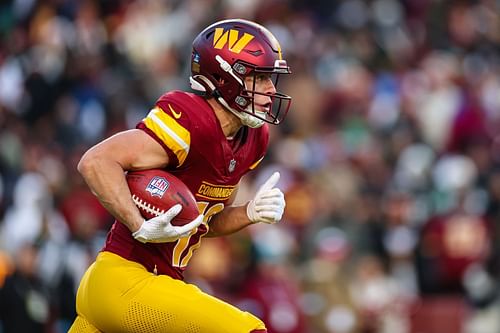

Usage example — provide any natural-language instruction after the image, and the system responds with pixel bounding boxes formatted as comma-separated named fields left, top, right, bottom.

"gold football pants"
left=68, top=251, right=265, bottom=333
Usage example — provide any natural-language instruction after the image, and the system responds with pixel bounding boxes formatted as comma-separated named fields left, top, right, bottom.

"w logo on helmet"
left=213, top=28, right=254, bottom=54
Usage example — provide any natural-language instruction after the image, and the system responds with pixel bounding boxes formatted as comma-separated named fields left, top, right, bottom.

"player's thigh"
left=77, top=252, right=265, bottom=333
left=74, top=253, right=154, bottom=332
left=128, top=275, right=266, bottom=333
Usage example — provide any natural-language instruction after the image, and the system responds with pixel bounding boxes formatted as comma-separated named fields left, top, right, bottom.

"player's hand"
left=247, top=172, right=285, bottom=224
left=132, top=204, right=204, bottom=243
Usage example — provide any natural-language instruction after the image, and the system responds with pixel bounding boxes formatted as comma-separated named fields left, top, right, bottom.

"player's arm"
left=206, top=172, right=285, bottom=237
left=77, top=129, right=169, bottom=233
left=205, top=185, right=250, bottom=237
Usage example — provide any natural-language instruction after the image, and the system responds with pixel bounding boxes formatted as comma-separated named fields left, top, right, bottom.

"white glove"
left=247, top=172, right=286, bottom=224
left=133, top=204, right=204, bottom=243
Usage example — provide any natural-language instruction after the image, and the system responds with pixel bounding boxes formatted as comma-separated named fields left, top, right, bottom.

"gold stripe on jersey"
left=180, top=204, right=222, bottom=267
left=172, top=227, right=198, bottom=267
left=143, top=107, right=190, bottom=166
left=249, top=156, right=264, bottom=170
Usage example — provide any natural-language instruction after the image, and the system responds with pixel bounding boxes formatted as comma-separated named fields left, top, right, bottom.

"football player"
left=68, top=19, right=291, bottom=333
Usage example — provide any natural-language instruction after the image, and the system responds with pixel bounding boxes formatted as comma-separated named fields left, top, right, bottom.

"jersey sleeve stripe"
left=143, top=107, right=191, bottom=166
left=249, top=156, right=264, bottom=170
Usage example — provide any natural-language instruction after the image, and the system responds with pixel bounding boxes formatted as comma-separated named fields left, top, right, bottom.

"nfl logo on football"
left=146, top=176, right=170, bottom=198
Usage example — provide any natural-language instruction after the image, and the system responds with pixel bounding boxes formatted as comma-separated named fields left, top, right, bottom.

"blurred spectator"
left=183, top=236, right=235, bottom=301
left=350, top=255, right=412, bottom=333
left=0, top=172, right=68, bottom=255
left=59, top=184, right=113, bottom=233
left=300, top=227, right=361, bottom=333
left=415, top=155, right=491, bottom=295
left=51, top=208, right=107, bottom=333
left=236, top=225, right=306, bottom=333
left=0, top=242, right=51, bottom=333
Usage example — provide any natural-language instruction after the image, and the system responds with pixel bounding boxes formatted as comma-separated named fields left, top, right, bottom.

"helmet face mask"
left=239, top=64, right=292, bottom=126
left=190, top=19, right=292, bottom=127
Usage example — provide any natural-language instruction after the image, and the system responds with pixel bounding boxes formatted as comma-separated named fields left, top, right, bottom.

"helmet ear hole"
left=212, top=74, right=224, bottom=85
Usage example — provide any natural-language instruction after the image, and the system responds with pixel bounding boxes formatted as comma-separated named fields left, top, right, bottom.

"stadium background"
left=0, top=0, right=500, bottom=332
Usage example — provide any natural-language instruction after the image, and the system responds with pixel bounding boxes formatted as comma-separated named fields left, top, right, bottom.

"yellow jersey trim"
left=249, top=156, right=264, bottom=170
left=143, top=107, right=190, bottom=166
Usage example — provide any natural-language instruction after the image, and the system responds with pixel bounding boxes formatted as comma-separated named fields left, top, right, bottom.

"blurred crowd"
left=1, top=0, right=500, bottom=332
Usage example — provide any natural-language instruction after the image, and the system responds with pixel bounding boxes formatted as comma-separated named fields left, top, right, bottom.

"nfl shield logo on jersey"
left=146, top=177, right=170, bottom=197
left=228, top=159, right=236, bottom=173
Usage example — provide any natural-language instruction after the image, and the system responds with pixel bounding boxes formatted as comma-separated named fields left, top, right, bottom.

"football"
left=126, top=169, right=199, bottom=226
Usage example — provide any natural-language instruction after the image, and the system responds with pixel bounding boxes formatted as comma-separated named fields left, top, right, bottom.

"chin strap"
left=189, top=76, right=207, bottom=92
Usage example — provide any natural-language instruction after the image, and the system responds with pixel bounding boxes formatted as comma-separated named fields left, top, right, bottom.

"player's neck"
left=207, top=98, right=243, bottom=138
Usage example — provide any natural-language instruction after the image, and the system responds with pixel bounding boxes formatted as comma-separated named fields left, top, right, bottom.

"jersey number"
left=171, top=201, right=224, bottom=267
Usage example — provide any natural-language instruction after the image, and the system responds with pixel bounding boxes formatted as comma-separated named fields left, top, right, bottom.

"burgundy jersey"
left=102, top=91, right=269, bottom=279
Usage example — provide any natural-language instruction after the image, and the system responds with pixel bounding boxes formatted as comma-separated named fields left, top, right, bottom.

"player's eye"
left=255, top=73, right=271, bottom=82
